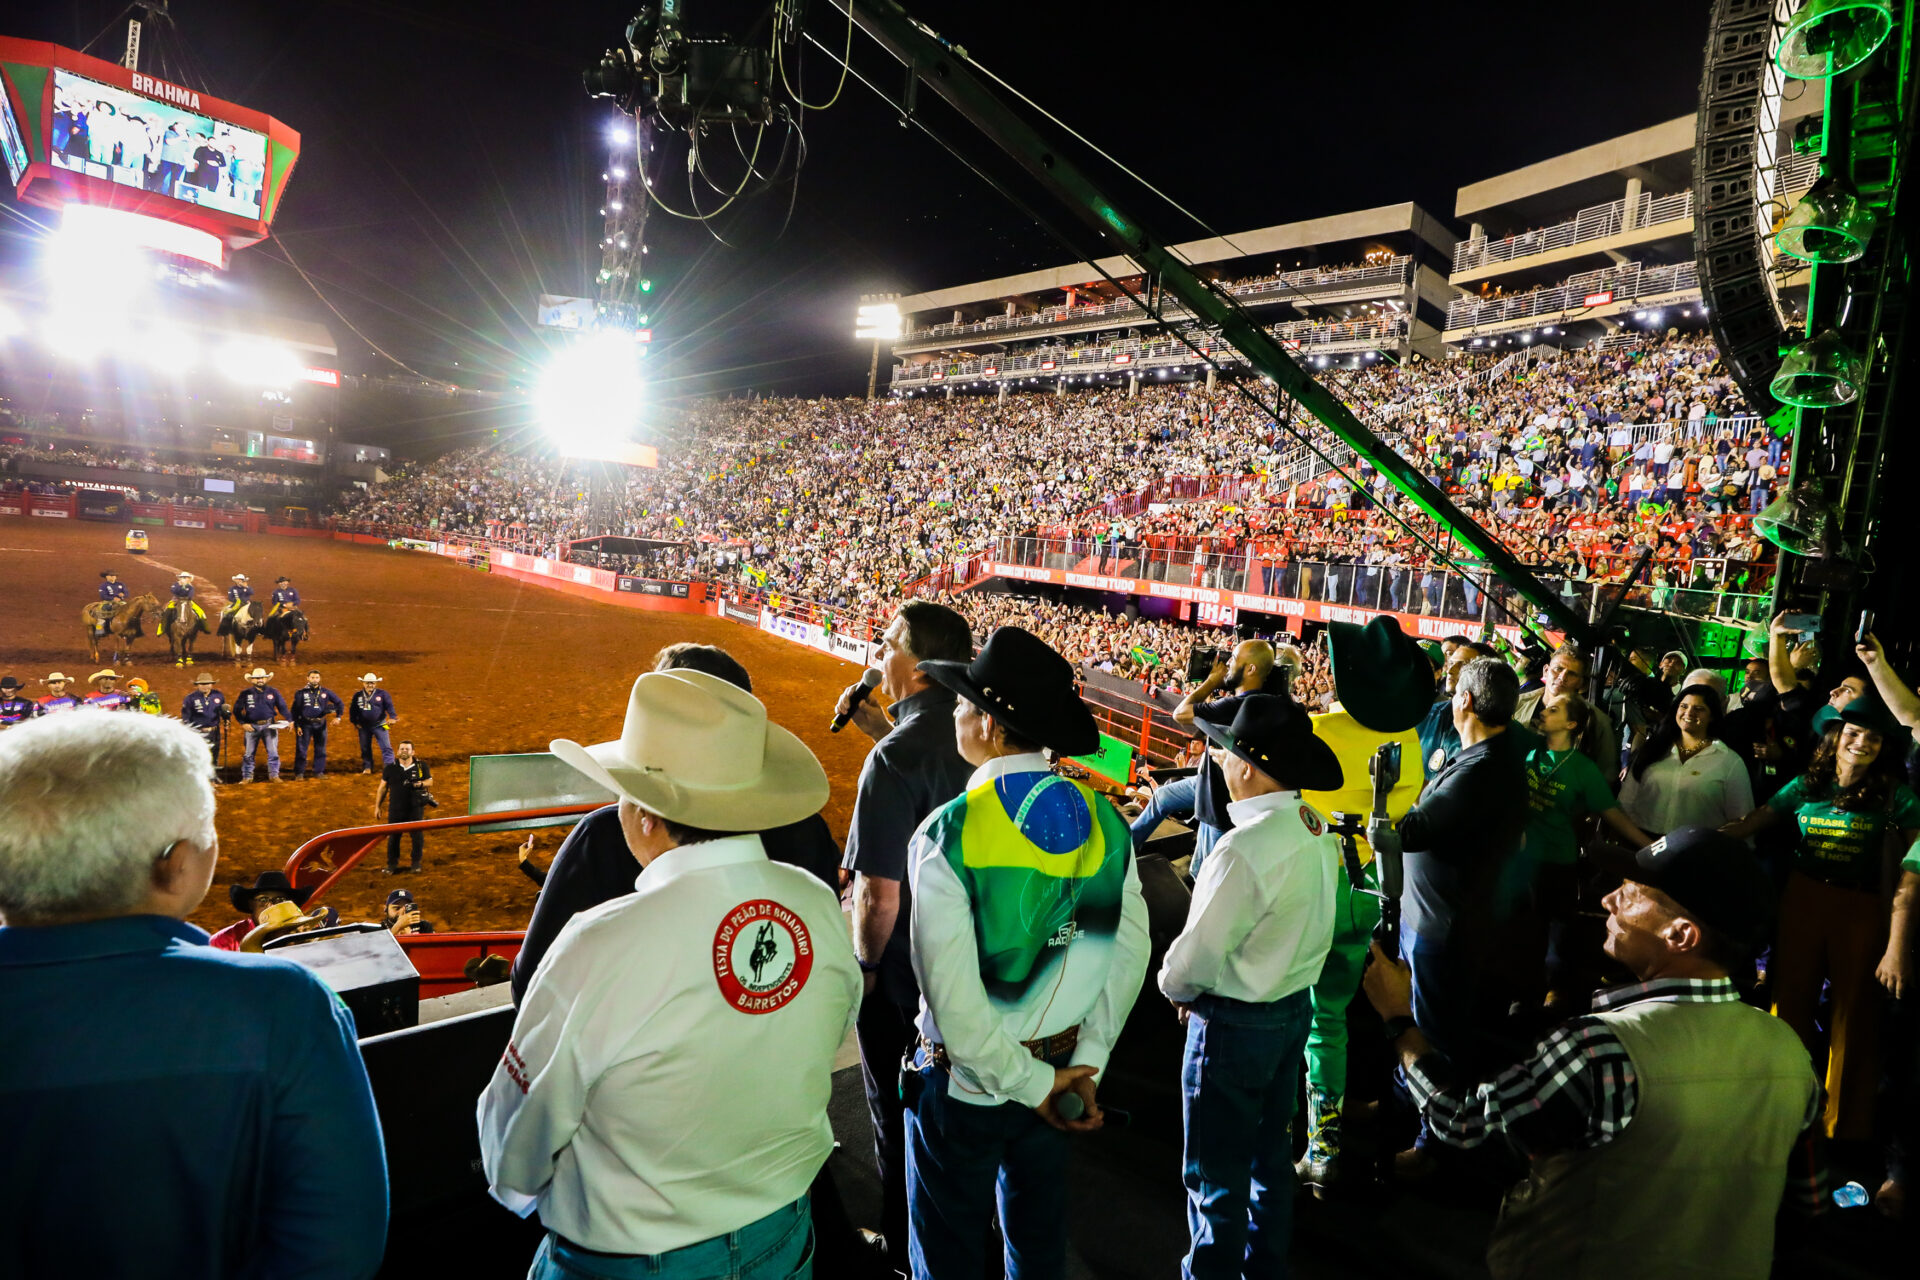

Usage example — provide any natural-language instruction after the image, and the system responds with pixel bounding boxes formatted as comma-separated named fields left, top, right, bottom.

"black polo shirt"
left=511, top=805, right=840, bottom=1005
left=1192, top=692, right=1255, bottom=833
left=1399, top=726, right=1533, bottom=944
left=841, top=687, right=974, bottom=1003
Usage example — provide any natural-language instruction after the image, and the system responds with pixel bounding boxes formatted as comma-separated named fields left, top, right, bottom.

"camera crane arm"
left=823, top=0, right=1593, bottom=647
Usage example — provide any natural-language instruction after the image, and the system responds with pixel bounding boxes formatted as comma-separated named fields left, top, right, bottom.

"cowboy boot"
left=1293, top=1087, right=1343, bottom=1193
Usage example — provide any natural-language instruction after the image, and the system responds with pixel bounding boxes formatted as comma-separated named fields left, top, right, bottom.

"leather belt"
left=918, top=1025, right=1079, bottom=1073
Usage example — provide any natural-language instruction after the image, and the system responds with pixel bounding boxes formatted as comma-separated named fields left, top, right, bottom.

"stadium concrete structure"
left=887, top=102, right=1826, bottom=397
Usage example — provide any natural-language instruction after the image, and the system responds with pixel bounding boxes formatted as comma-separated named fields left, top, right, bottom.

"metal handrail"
left=283, top=805, right=603, bottom=905
left=1453, top=190, right=1692, bottom=274
left=1446, top=260, right=1701, bottom=330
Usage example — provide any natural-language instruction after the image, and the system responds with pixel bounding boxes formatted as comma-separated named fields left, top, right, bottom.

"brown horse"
left=83, top=592, right=160, bottom=665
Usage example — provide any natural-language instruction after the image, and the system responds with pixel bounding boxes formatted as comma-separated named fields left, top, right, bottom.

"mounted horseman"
left=155, top=570, right=211, bottom=666
left=263, top=575, right=309, bottom=662
left=82, top=591, right=160, bottom=666
left=219, top=573, right=264, bottom=662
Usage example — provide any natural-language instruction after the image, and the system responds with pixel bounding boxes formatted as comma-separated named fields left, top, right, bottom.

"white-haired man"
left=480, top=670, right=859, bottom=1280
left=0, top=711, right=387, bottom=1277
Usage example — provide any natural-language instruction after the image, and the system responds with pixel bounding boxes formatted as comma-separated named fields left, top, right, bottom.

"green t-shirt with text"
left=1771, top=775, right=1920, bottom=893
left=1524, top=745, right=1619, bottom=867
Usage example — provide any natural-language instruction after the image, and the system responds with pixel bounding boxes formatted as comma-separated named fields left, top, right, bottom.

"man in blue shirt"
left=97, top=570, right=128, bottom=621
left=179, top=672, right=228, bottom=770
left=268, top=574, right=301, bottom=618
left=162, top=570, right=205, bottom=638
left=0, top=711, right=388, bottom=1278
left=232, top=667, right=289, bottom=783
left=0, top=675, right=40, bottom=727
left=290, top=669, right=346, bottom=780
left=349, top=673, right=398, bottom=773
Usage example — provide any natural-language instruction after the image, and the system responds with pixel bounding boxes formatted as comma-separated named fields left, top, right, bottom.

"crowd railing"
left=1452, top=189, right=1694, bottom=274
left=1445, top=260, right=1701, bottom=332
left=897, top=257, right=1413, bottom=347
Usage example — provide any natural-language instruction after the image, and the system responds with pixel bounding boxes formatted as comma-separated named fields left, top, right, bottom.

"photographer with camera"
left=1173, top=639, right=1280, bottom=877
left=373, top=739, right=434, bottom=875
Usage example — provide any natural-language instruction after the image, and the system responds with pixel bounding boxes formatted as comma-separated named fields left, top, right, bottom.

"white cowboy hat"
left=176, top=570, right=194, bottom=578
left=88, top=669, right=123, bottom=684
left=245, top=668, right=273, bottom=680
left=232, top=573, right=249, bottom=581
left=44, top=672, right=72, bottom=684
left=550, top=669, right=829, bottom=832
left=359, top=673, right=382, bottom=682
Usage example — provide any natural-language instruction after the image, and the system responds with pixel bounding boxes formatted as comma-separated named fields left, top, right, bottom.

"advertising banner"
left=171, top=518, right=207, bottom=528
left=721, top=603, right=760, bottom=625
left=616, top=577, right=692, bottom=598
left=0, top=501, right=24, bottom=517
left=827, top=632, right=869, bottom=665
left=32, top=509, right=70, bottom=518
left=759, top=608, right=831, bottom=653
left=76, top=490, right=126, bottom=521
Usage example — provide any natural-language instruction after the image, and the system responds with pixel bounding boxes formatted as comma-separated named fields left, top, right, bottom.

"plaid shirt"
left=1405, top=976, right=1825, bottom=1210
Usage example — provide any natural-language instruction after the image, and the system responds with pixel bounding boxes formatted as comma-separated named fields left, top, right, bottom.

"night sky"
left=5, top=1, right=1711, bottom=402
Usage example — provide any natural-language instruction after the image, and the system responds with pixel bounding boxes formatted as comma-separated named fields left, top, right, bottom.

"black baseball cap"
left=386, top=889, right=415, bottom=906
left=1626, top=827, right=1772, bottom=948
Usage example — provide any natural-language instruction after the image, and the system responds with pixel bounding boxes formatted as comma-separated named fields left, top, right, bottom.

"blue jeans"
left=904, top=1049, right=1069, bottom=1280
left=1189, top=822, right=1223, bottom=878
left=527, top=1196, right=811, bottom=1279
left=1179, top=990, right=1312, bottom=1280
left=293, top=722, right=329, bottom=776
left=357, top=722, right=394, bottom=769
left=1131, top=775, right=1198, bottom=849
left=1398, top=925, right=1492, bottom=1151
left=240, top=724, right=279, bottom=780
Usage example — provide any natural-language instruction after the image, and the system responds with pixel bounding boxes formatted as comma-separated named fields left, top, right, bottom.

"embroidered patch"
left=713, top=899, right=814, bottom=1015
left=1300, top=806, right=1323, bottom=837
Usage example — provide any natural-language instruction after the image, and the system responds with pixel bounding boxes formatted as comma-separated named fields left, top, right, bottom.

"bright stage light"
left=216, top=340, right=303, bottom=389
left=137, top=326, right=199, bottom=374
left=537, top=331, right=645, bottom=455
left=52, top=205, right=224, bottom=271
left=856, top=301, right=901, bottom=341
left=0, top=303, right=20, bottom=338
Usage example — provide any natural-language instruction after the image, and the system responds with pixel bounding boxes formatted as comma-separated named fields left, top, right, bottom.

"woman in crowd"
left=1724, top=700, right=1920, bottom=1155
left=1515, top=693, right=1652, bottom=1006
left=1618, top=683, right=1753, bottom=836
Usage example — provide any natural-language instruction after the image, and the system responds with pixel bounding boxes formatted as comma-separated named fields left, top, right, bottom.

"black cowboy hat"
left=918, top=626, right=1100, bottom=757
left=228, top=870, right=311, bottom=913
left=1193, top=693, right=1344, bottom=792
left=1328, top=616, right=1436, bottom=734
left=0, top=676, right=23, bottom=692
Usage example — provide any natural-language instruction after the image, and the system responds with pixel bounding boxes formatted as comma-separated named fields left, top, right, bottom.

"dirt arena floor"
left=0, top=522, right=876, bottom=935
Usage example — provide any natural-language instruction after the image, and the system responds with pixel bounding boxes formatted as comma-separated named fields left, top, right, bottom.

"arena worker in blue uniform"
left=291, top=670, right=345, bottom=779
left=903, top=626, right=1150, bottom=1280
left=232, top=667, right=289, bottom=783
left=349, top=673, right=398, bottom=773
left=97, top=570, right=128, bottom=617
left=268, top=576, right=301, bottom=618
left=0, top=676, right=40, bottom=727
left=180, top=673, right=229, bottom=768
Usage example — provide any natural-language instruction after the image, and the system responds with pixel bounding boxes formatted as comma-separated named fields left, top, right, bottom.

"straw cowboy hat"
left=359, top=673, right=383, bottom=683
left=549, top=669, right=829, bottom=831
left=239, top=898, right=330, bottom=952
left=244, top=668, right=273, bottom=681
left=44, top=672, right=73, bottom=685
left=88, top=669, right=124, bottom=685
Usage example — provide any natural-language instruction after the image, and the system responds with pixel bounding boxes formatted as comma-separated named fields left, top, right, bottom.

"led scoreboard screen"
left=0, top=36, right=300, bottom=266
left=49, top=69, right=270, bottom=220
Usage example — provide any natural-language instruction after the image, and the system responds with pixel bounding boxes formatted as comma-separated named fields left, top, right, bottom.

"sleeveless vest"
left=1487, top=997, right=1814, bottom=1280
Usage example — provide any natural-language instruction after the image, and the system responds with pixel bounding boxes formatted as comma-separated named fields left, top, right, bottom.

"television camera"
left=584, top=1, right=775, bottom=128
left=1328, top=740, right=1404, bottom=951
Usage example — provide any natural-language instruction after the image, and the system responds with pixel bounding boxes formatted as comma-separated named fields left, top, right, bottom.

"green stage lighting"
left=1773, top=176, right=1879, bottom=263
left=1776, top=0, right=1894, bottom=79
left=1768, top=329, right=1864, bottom=407
left=1753, top=481, right=1837, bottom=555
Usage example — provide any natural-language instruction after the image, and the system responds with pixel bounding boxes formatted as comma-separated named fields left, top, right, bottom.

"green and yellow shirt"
left=1524, top=744, right=1620, bottom=867
left=1770, top=775, right=1920, bottom=893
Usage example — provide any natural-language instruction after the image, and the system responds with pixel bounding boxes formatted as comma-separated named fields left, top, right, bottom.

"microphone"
left=1055, top=1091, right=1086, bottom=1122
left=830, top=669, right=882, bottom=733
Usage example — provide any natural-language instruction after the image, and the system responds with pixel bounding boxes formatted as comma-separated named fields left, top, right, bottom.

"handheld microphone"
left=1055, top=1091, right=1086, bottom=1122
left=830, top=669, right=882, bottom=733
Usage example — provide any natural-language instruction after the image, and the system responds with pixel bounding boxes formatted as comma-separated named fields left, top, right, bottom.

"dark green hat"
left=1840, top=695, right=1903, bottom=740
left=1328, top=616, right=1436, bottom=734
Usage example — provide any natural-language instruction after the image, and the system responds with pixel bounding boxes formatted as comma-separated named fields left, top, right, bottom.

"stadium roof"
left=895, top=201, right=1454, bottom=315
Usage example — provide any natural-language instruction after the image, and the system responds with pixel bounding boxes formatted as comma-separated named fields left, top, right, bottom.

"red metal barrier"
left=283, top=804, right=601, bottom=903
left=398, top=931, right=526, bottom=999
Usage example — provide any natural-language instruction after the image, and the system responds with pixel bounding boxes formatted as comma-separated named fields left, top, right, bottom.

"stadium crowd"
left=5, top=598, right=1917, bottom=1280
left=0, top=443, right=320, bottom=492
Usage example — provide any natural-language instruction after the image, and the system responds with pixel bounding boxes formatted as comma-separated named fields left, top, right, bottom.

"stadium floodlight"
left=537, top=330, right=645, bottom=456
left=855, top=301, right=901, bottom=341
left=1773, top=175, right=1879, bottom=263
left=1769, top=329, right=1864, bottom=407
left=216, top=340, right=303, bottom=389
left=138, top=326, right=199, bottom=374
left=1776, top=0, right=1893, bottom=79
left=0, top=303, right=19, bottom=338
left=52, top=204, right=223, bottom=272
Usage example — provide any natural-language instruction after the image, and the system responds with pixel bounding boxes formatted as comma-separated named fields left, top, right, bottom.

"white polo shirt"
left=1158, top=790, right=1339, bottom=1006
left=478, top=834, right=860, bottom=1255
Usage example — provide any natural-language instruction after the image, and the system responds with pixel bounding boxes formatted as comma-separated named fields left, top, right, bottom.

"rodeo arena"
left=7, top=2, right=1920, bottom=1278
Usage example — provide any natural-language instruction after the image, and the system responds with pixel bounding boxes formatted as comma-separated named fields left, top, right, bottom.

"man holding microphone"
left=838, top=602, right=975, bottom=1271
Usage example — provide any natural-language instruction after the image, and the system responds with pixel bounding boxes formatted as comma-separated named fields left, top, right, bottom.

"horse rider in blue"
left=291, top=670, right=345, bottom=779
left=97, top=571, right=128, bottom=623
left=160, top=571, right=206, bottom=637
left=268, top=576, right=301, bottom=618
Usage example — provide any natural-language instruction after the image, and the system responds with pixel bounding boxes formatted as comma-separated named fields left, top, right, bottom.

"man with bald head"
left=1174, top=639, right=1281, bottom=876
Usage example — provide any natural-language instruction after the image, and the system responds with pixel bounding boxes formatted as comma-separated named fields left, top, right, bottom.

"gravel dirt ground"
left=0, top=522, right=875, bottom=936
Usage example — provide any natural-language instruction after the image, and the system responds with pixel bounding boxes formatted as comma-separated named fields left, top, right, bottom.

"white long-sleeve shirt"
left=1159, top=790, right=1339, bottom=1005
left=909, top=752, right=1151, bottom=1108
left=1618, top=739, right=1754, bottom=835
left=477, top=835, right=859, bottom=1254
